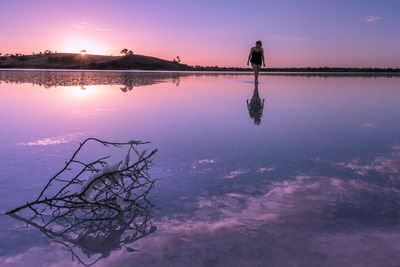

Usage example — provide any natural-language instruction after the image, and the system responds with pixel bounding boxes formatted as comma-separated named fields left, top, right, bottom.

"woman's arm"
left=262, top=48, right=266, bottom=67
left=247, top=48, right=253, bottom=65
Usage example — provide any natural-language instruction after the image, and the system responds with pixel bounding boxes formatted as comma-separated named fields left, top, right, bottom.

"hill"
left=0, top=53, right=192, bottom=70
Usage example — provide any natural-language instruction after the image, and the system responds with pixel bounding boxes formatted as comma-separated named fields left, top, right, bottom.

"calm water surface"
left=1, top=70, right=400, bottom=266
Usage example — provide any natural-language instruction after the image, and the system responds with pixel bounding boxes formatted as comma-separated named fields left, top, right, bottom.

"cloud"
left=362, top=16, right=382, bottom=23
left=223, top=168, right=249, bottom=179
left=70, top=22, right=114, bottom=31
left=359, top=122, right=377, bottom=130
left=393, top=144, right=400, bottom=151
left=17, top=133, right=84, bottom=146
left=197, top=159, right=215, bottom=164
left=257, top=167, right=274, bottom=173
left=70, top=24, right=86, bottom=29
left=336, top=146, right=400, bottom=176
left=3, top=176, right=400, bottom=266
left=4, top=147, right=400, bottom=266
left=93, top=27, right=114, bottom=32
left=87, top=178, right=400, bottom=266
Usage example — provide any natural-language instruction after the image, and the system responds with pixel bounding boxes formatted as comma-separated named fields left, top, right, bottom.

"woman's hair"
left=256, top=40, right=262, bottom=46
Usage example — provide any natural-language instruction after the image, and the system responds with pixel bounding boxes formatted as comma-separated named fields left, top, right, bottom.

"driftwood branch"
left=6, top=138, right=158, bottom=266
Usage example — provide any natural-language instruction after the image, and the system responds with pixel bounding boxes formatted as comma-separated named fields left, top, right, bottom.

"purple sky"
left=1, top=0, right=400, bottom=67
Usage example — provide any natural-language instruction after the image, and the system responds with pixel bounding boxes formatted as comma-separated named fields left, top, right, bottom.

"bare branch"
left=6, top=138, right=158, bottom=266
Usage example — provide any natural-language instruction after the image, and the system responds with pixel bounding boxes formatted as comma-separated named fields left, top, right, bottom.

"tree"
left=44, top=50, right=52, bottom=55
left=120, top=48, right=128, bottom=55
left=173, top=56, right=181, bottom=63
left=127, top=50, right=133, bottom=56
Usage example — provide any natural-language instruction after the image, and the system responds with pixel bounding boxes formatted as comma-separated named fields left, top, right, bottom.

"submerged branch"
left=6, top=137, right=158, bottom=266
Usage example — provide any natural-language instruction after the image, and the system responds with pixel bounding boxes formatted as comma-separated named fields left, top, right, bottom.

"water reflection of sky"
left=1, top=71, right=400, bottom=266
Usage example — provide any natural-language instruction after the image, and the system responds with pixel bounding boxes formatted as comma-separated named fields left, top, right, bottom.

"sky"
left=1, top=0, right=400, bottom=68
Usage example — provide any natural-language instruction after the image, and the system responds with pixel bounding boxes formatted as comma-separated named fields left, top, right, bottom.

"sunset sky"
left=1, top=0, right=400, bottom=68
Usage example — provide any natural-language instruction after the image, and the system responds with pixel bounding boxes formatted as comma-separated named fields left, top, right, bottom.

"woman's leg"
left=252, top=65, right=258, bottom=82
left=254, top=66, right=260, bottom=82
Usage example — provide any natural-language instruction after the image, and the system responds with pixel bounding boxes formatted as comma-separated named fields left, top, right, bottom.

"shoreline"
left=1, top=53, right=398, bottom=74
left=1, top=68, right=400, bottom=76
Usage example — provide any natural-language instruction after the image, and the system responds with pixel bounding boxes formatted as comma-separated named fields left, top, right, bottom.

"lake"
left=1, top=70, right=400, bottom=266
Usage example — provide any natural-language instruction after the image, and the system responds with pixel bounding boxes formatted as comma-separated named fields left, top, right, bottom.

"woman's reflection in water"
left=247, top=83, right=265, bottom=125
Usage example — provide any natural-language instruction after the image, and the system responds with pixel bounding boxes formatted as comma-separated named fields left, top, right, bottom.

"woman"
left=247, top=82, right=265, bottom=125
left=247, top=40, right=265, bottom=83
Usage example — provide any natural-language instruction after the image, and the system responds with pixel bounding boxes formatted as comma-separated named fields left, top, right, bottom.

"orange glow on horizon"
left=59, top=38, right=107, bottom=55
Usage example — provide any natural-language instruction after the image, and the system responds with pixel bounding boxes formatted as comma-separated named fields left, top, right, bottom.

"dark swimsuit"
left=250, top=49, right=262, bottom=65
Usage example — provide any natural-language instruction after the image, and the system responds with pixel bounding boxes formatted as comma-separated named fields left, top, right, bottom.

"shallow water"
left=1, top=70, right=400, bottom=266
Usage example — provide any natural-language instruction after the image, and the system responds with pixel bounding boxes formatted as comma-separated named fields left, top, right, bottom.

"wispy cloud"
left=359, top=122, right=377, bottom=130
left=257, top=167, right=274, bottom=173
left=93, top=27, right=114, bottom=32
left=336, top=145, right=400, bottom=176
left=223, top=169, right=250, bottom=179
left=70, top=24, right=86, bottom=29
left=4, top=177, right=400, bottom=266
left=70, top=22, right=114, bottom=31
left=362, top=16, right=382, bottom=23
left=17, top=133, right=84, bottom=146
left=197, top=159, right=215, bottom=164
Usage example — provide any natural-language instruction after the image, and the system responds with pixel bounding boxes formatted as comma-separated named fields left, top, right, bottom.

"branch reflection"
left=7, top=138, right=158, bottom=266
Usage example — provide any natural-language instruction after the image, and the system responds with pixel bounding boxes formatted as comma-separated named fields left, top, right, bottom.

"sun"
left=59, top=38, right=107, bottom=55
